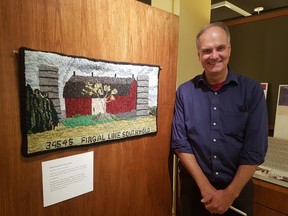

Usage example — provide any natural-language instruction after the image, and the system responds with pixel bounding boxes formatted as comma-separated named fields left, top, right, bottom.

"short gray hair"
left=196, top=22, right=231, bottom=50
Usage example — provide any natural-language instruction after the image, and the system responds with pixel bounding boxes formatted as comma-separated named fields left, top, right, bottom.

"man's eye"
left=217, top=46, right=225, bottom=51
left=203, top=50, right=211, bottom=54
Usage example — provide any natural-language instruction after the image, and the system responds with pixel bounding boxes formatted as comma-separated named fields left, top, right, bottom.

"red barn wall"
left=107, top=80, right=137, bottom=114
left=65, top=98, right=92, bottom=118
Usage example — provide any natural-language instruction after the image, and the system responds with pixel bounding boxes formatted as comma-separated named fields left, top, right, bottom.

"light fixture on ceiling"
left=254, top=6, right=264, bottom=14
left=211, top=1, right=252, bottom=17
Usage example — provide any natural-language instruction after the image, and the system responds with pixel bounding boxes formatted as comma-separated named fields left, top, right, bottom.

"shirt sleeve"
left=239, top=81, right=268, bottom=165
left=171, top=87, right=194, bottom=154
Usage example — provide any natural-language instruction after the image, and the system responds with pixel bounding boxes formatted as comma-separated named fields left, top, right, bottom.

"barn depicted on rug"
left=19, top=47, right=160, bottom=156
left=63, top=73, right=150, bottom=119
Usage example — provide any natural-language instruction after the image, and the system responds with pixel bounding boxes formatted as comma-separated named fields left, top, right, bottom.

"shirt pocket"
left=222, top=112, right=248, bottom=137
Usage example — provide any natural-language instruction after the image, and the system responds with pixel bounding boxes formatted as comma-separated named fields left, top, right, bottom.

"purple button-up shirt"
left=171, top=70, right=268, bottom=184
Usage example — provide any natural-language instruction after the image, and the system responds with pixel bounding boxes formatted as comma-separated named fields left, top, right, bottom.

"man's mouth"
left=209, top=62, right=219, bottom=65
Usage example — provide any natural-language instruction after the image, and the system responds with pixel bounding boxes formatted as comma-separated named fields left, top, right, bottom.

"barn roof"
left=63, top=75, right=136, bottom=98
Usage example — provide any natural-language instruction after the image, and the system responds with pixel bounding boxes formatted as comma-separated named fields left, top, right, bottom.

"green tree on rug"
left=25, top=84, right=59, bottom=134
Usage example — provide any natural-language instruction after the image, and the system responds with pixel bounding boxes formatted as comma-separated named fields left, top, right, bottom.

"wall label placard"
left=42, top=151, right=94, bottom=207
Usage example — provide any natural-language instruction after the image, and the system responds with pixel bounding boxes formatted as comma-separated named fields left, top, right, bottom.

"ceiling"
left=211, top=0, right=288, bottom=22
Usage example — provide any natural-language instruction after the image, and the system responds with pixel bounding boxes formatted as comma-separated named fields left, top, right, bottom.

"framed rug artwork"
left=19, top=48, right=161, bottom=156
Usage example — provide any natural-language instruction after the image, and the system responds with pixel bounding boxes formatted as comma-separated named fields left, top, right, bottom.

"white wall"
left=152, top=0, right=179, bottom=15
left=177, top=1, right=211, bottom=86
left=152, top=0, right=211, bottom=86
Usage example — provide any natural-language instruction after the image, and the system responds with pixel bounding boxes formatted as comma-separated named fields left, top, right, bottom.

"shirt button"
left=213, top=155, right=217, bottom=159
left=213, top=122, right=216, bottom=126
left=213, top=107, right=217, bottom=110
left=214, top=92, right=217, bottom=95
left=215, top=172, right=219, bottom=175
left=213, top=139, right=217, bottom=142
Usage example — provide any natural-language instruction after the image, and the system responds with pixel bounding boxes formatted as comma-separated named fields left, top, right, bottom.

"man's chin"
left=206, top=66, right=223, bottom=73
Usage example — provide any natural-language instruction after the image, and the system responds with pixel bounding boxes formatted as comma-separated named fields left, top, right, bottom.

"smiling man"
left=171, top=22, right=268, bottom=216
left=197, top=23, right=231, bottom=85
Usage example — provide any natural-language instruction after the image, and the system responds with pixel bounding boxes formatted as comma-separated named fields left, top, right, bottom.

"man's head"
left=196, top=22, right=231, bottom=79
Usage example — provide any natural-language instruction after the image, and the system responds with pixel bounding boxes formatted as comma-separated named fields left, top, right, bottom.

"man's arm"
left=226, top=164, right=257, bottom=198
left=175, top=151, right=216, bottom=199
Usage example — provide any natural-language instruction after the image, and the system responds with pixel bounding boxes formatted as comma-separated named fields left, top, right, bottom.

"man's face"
left=197, top=26, right=231, bottom=75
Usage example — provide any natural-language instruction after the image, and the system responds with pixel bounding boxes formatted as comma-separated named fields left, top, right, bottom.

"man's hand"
left=201, top=189, right=236, bottom=214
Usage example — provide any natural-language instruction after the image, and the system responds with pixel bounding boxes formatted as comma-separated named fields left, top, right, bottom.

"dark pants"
left=179, top=170, right=253, bottom=216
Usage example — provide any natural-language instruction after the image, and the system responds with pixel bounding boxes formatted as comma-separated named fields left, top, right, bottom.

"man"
left=171, top=22, right=268, bottom=215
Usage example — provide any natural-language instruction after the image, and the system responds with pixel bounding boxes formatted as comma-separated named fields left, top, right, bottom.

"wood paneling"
left=225, top=9, right=288, bottom=27
left=254, top=203, right=287, bottom=216
left=253, top=179, right=288, bottom=215
left=0, top=0, right=179, bottom=215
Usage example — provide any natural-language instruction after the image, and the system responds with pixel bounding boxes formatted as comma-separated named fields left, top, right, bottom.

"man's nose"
left=210, top=50, right=219, bottom=58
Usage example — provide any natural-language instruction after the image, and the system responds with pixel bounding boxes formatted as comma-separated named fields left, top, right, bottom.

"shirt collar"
left=196, top=68, right=239, bottom=88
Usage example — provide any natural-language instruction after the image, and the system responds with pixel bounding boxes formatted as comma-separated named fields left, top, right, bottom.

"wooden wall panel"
left=0, top=0, right=179, bottom=215
left=254, top=203, right=287, bottom=216
left=253, top=179, right=288, bottom=215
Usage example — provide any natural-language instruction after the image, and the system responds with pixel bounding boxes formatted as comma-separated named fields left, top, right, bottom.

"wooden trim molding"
left=224, top=9, right=288, bottom=26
